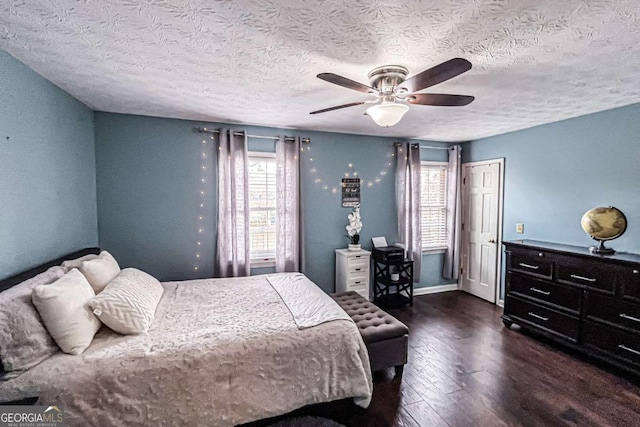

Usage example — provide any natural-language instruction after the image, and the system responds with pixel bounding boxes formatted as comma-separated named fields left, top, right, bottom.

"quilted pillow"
left=32, top=269, right=101, bottom=355
left=89, top=268, right=164, bottom=335
left=0, top=266, right=65, bottom=372
left=79, top=250, right=120, bottom=294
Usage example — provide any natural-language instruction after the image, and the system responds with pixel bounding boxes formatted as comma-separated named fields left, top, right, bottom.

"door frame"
left=458, top=158, right=505, bottom=305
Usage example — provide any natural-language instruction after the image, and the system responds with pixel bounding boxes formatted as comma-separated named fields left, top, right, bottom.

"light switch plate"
left=516, top=223, right=524, bottom=234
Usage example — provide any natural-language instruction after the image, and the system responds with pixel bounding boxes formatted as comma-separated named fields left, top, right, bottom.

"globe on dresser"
left=580, top=206, right=627, bottom=254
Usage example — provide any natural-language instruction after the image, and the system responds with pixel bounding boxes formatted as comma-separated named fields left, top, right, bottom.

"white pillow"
left=61, top=253, right=99, bottom=272
left=79, top=250, right=120, bottom=293
left=32, top=269, right=101, bottom=355
left=90, top=268, right=164, bottom=335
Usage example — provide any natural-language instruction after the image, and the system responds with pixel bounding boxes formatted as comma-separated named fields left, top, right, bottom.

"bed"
left=0, top=248, right=372, bottom=426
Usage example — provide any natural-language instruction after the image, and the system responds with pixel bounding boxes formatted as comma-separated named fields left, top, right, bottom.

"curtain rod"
left=198, top=127, right=310, bottom=144
left=393, top=142, right=455, bottom=150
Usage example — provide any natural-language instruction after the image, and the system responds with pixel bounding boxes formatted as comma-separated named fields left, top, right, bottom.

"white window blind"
left=420, top=162, right=448, bottom=250
left=248, top=153, right=277, bottom=261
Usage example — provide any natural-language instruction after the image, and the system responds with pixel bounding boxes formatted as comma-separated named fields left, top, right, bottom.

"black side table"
left=372, top=257, right=414, bottom=308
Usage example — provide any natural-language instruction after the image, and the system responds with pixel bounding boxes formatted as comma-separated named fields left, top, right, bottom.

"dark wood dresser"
left=503, top=239, right=640, bottom=376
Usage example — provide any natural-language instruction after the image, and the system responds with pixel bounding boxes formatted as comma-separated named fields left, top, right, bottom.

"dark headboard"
left=0, top=247, right=100, bottom=293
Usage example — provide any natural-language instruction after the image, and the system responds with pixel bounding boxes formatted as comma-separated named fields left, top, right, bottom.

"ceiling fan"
left=310, top=58, right=474, bottom=127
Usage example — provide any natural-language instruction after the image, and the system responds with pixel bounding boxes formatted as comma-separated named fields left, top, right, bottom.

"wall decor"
left=342, top=178, right=361, bottom=207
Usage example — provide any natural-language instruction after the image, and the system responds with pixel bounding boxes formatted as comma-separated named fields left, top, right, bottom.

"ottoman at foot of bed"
left=330, top=291, right=409, bottom=377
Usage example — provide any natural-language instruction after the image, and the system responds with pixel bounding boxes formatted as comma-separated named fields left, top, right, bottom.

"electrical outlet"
left=516, top=223, right=524, bottom=234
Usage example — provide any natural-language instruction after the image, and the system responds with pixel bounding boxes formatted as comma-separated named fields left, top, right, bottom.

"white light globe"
left=366, top=103, right=409, bottom=127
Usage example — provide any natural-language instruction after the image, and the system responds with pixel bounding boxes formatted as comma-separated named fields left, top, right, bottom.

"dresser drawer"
left=556, top=262, right=617, bottom=294
left=586, top=293, right=640, bottom=333
left=508, top=252, right=553, bottom=280
left=583, top=321, right=640, bottom=367
left=508, top=273, right=581, bottom=313
left=620, top=267, right=640, bottom=303
left=505, top=296, right=579, bottom=341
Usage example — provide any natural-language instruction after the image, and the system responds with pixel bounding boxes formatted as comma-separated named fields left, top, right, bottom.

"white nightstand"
left=335, top=249, right=371, bottom=300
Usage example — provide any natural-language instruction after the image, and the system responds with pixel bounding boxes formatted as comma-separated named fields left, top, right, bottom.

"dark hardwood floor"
left=253, top=291, right=640, bottom=427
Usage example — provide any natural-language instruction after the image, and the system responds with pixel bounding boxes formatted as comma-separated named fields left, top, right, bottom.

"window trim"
left=420, top=160, right=448, bottom=254
left=248, top=151, right=277, bottom=267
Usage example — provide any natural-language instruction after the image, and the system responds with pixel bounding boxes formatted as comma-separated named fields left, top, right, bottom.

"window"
left=420, top=161, right=448, bottom=251
left=248, top=152, right=277, bottom=264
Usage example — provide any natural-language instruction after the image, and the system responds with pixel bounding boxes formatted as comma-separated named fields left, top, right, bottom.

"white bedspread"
left=0, top=274, right=372, bottom=426
left=267, top=273, right=352, bottom=329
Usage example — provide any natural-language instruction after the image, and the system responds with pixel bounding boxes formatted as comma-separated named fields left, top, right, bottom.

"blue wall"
left=94, top=112, right=455, bottom=292
left=462, top=103, right=640, bottom=298
left=0, top=51, right=97, bottom=280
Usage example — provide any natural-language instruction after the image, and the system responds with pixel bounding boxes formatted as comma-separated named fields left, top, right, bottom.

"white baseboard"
left=414, top=284, right=459, bottom=296
left=497, top=299, right=504, bottom=307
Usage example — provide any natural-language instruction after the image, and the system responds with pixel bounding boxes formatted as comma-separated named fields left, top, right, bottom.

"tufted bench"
left=331, top=291, right=408, bottom=377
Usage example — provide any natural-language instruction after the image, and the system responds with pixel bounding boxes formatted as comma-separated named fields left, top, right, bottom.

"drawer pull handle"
left=570, top=274, right=596, bottom=283
left=355, top=281, right=361, bottom=285
left=618, top=344, right=640, bottom=357
left=620, top=313, right=640, bottom=323
left=528, top=312, right=549, bottom=322
left=519, top=263, right=539, bottom=270
left=355, top=268, right=361, bottom=271
left=530, top=287, right=551, bottom=296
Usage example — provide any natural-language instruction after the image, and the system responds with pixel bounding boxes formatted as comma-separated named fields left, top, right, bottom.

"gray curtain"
left=215, top=129, right=250, bottom=277
left=396, top=142, right=421, bottom=281
left=275, top=136, right=304, bottom=273
left=443, top=145, right=462, bottom=280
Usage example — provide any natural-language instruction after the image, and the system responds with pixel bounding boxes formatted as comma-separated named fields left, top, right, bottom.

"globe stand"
left=590, top=239, right=615, bottom=255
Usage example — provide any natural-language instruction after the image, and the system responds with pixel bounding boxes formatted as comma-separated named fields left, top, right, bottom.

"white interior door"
left=460, top=160, right=503, bottom=303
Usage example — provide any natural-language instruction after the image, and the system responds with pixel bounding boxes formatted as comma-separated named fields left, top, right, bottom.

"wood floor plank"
left=403, top=400, right=449, bottom=427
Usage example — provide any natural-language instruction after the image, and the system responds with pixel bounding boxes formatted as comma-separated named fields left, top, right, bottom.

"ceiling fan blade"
left=406, top=93, right=474, bottom=107
left=310, top=102, right=367, bottom=115
left=317, top=73, right=376, bottom=94
left=399, top=58, right=472, bottom=93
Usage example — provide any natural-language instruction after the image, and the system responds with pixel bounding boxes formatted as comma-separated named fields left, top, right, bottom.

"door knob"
left=488, top=239, right=496, bottom=243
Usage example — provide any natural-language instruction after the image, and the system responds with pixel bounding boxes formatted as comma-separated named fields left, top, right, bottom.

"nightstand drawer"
left=349, top=283, right=368, bottom=294
left=509, top=253, right=553, bottom=279
left=509, top=273, right=581, bottom=312
left=347, top=275, right=368, bottom=289
left=348, top=256, right=369, bottom=269
left=583, top=321, right=640, bottom=367
left=586, top=294, right=640, bottom=333
left=505, top=296, right=579, bottom=341
left=348, top=264, right=368, bottom=275
left=557, top=262, right=616, bottom=294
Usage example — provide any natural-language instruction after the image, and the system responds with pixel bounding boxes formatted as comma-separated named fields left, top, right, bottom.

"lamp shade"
left=366, top=102, right=409, bottom=127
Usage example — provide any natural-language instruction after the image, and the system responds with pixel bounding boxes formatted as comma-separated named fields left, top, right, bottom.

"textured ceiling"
left=2, top=1, right=640, bottom=142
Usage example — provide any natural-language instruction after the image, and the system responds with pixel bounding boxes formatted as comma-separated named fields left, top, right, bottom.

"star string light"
left=194, top=135, right=214, bottom=272
left=303, top=145, right=396, bottom=194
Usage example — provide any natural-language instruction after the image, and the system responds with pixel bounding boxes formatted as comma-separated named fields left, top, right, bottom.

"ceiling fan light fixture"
left=366, top=102, right=409, bottom=127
